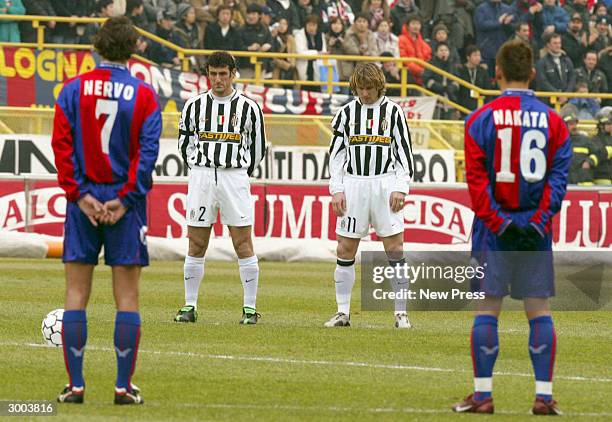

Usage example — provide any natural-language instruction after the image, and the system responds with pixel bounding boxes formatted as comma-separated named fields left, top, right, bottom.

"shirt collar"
left=501, top=89, right=534, bottom=97
left=358, top=95, right=386, bottom=107
left=98, top=62, right=129, bottom=71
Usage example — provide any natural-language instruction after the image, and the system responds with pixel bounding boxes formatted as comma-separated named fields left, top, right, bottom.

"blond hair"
left=349, top=62, right=386, bottom=97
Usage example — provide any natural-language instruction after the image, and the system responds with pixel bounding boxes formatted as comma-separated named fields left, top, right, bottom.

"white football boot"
left=394, top=312, right=412, bottom=329
left=324, top=312, right=350, bottom=327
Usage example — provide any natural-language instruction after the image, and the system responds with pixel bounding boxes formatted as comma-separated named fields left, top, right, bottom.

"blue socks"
left=61, top=310, right=87, bottom=389
left=114, top=312, right=141, bottom=390
left=471, top=315, right=499, bottom=401
left=529, top=315, right=556, bottom=401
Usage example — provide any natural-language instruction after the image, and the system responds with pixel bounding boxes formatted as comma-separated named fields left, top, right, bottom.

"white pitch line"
left=5, top=341, right=611, bottom=383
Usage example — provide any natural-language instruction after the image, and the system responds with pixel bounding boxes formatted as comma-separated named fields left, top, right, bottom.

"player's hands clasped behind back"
left=498, top=222, right=544, bottom=251
left=77, top=194, right=127, bottom=226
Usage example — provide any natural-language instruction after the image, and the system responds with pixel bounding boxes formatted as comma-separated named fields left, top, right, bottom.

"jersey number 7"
left=496, top=128, right=547, bottom=184
left=95, top=99, right=118, bottom=155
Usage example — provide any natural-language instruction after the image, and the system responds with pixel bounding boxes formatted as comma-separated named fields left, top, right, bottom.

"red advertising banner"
left=1, top=179, right=611, bottom=248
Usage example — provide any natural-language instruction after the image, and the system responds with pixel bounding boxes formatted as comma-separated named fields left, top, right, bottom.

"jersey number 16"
left=496, top=128, right=547, bottom=184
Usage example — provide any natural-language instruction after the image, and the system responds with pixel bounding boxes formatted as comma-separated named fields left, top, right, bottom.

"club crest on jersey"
left=231, top=114, right=238, bottom=127
left=190, top=209, right=196, bottom=220
left=381, top=119, right=388, bottom=131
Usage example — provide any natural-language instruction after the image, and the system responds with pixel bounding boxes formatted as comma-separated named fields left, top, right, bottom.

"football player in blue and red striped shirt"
left=52, top=16, right=161, bottom=405
left=452, top=40, right=571, bottom=415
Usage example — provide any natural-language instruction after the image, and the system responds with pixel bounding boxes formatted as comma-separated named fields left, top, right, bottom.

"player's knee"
left=188, top=236, right=208, bottom=257
left=336, top=241, right=357, bottom=260
left=233, top=239, right=254, bottom=259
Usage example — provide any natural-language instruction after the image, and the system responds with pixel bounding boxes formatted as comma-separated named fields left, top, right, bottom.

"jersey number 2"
left=95, top=99, right=118, bottom=155
left=496, top=128, right=547, bottom=183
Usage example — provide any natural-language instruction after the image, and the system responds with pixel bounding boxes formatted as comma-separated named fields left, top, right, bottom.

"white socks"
left=389, top=258, right=408, bottom=314
left=335, top=258, right=356, bottom=315
left=184, top=255, right=205, bottom=308
left=239, top=255, right=259, bottom=309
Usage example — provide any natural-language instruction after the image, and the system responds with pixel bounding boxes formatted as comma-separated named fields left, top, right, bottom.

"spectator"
left=49, top=0, right=91, bottom=45
left=239, top=3, right=272, bottom=78
left=295, top=14, right=327, bottom=89
left=224, top=0, right=248, bottom=28
left=593, top=2, right=609, bottom=20
left=362, top=0, right=389, bottom=31
left=563, top=0, right=590, bottom=36
left=318, top=0, right=355, bottom=30
left=454, top=45, right=492, bottom=112
left=424, top=42, right=460, bottom=119
left=398, top=13, right=431, bottom=85
left=510, top=0, right=542, bottom=38
left=562, top=12, right=591, bottom=68
left=599, top=46, right=612, bottom=106
left=591, top=16, right=611, bottom=52
left=375, top=18, right=399, bottom=57
left=145, top=0, right=178, bottom=20
left=513, top=22, right=539, bottom=58
left=175, top=4, right=201, bottom=50
left=204, top=4, right=242, bottom=51
left=430, top=22, right=461, bottom=66
left=538, top=0, right=569, bottom=46
left=575, top=50, right=608, bottom=93
left=267, top=0, right=299, bottom=31
left=146, top=10, right=182, bottom=67
left=0, top=0, right=25, bottom=42
left=270, top=17, right=297, bottom=84
left=473, top=0, right=516, bottom=77
left=592, top=109, right=612, bottom=185
left=326, top=17, right=352, bottom=81
left=343, top=13, right=379, bottom=76
left=431, top=0, right=477, bottom=52
left=295, top=0, right=314, bottom=29
left=81, top=0, right=115, bottom=44
left=569, top=80, right=601, bottom=119
left=536, top=32, right=576, bottom=105
left=261, top=5, right=274, bottom=28
left=126, top=0, right=150, bottom=30
left=112, top=0, right=126, bottom=15
left=20, top=0, right=56, bottom=43
left=390, top=0, right=419, bottom=36
left=561, top=106, right=601, bottom=185
left=379, top=51, right=403, bottom=96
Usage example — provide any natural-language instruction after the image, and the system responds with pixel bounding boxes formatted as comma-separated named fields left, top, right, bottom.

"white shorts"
left=186, top=167, right=253, bottom=227
left=336, top=174, right=405, bottom=239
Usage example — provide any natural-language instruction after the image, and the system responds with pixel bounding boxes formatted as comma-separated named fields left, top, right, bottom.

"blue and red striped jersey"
left=465, top=89, right=571, bottom=236
left=52, top=63, right=162, bottom=207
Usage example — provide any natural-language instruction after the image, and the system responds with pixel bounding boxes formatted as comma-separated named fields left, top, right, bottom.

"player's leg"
left=524, top=298, right=561, bottom=415
left=324, top=235, right=360, bottom=327
left=111, top=265, right=144, bottom=405
left=58, top=263, right=94, bottom=403
left=228, top=225, right=261, bottom=325
left=453, top=298, right=502, bottom=413
left=380, top=233, right=410, bottom=328
left=176, top=226, right=212, bottom=322
left=177, top=168, right=217, bottom=322
left=58, top=201, right=103, bottom=404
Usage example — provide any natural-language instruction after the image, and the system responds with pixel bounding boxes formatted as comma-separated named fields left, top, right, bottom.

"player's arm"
left=117, top=86, right=162, bottom=208
left=178, top=97, right=197, bottom=169
left=247, top=102, right=267, bottom=176
left=51, top=88, right=85, bottom=202
left=529, top=112, right=572, bottom=236
left=328, top=107, right=348, bottom=195
left=465, top=115, right=511, bottom=234
left=391, top=104, right=414, bottom=194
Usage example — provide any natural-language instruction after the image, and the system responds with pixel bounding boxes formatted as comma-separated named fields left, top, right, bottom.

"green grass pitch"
left=1, top=258, right=610, bottom=421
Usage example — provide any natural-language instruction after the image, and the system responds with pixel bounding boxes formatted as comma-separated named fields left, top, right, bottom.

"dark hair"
left=405, top=13, right=421, bottom=25
left=584, top=49, right=598, bottom=59
left=95, top=0, right=114, bottom=13
left=304, top=14, right=319, bottom=25
left=93, top=16, right=138, bottom=62
left=435, top=41, right=449, bottom=52
left=517, top=21, right=530, bottom=30
left=355, top=12, right=370, bottom=22
left=217, top=4, right=232, bottom=17
left=543, top=32, right=561, bottom=45
left=496, top=40, right=533, bottom=82
left=126, top=0, right=144, bottom=15
left=465, top=44, right=480, bottom=58
left=206, top=51, right=237, bottom=72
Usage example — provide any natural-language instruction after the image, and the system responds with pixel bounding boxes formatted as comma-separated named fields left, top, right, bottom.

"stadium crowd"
left=0, top=0, right=610, bottom=180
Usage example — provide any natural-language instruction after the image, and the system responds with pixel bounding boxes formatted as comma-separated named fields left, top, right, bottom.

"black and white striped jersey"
left=328, top=95, right=414, bottom=194
left=178, top=89, right=266, bottom=175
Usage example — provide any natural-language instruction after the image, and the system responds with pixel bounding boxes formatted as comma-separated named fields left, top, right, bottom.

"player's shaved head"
left=93, top=16, right=138, bottom=63
left=350, top=62, right=386, bottom=98
left=495, top=40, right=534, bottom=83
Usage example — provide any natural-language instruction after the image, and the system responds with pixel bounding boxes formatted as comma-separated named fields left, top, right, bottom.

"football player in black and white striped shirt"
left=324, top=62, right=414, bottom=329
left=174, top=51, right=266, bottom=325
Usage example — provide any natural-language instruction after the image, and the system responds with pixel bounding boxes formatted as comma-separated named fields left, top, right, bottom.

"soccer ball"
left=41, top=309, right=64, bottom=347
